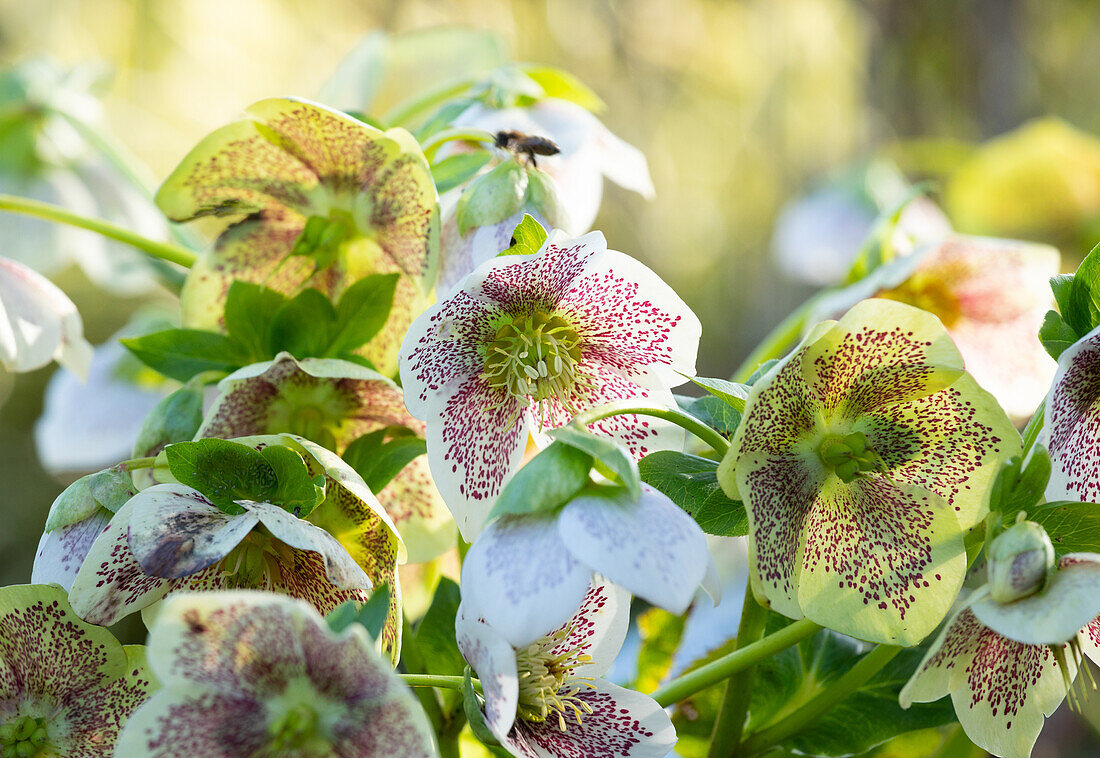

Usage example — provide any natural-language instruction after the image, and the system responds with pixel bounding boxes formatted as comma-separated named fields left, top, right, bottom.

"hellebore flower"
left=197, top=352, right=455, bottom=562
left=400, top=229, right=700, bottom=539
left=157, top=97, right=439, bottom=375
left=460, top=484, right=711, bottom=648
left=447, top=98, right=654, bottom=234
left=1043, top=324, right=1100, bottom=502
left=0, top=584, right=154, bottom=757
left=901, top=522, right=1100, bottom=758
left=457, top=577, right=675, bottom=758
left=814, top=235, right=1059, bottom=422
left=719, top=298, right=1019, bottom=645
left=115, top=591, right=436, bottom=758
left=69, top=435, right=405, bottom=660
left=0, top=255, right=92, bottom=378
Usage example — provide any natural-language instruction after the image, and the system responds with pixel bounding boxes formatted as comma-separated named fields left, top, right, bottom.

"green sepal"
left=163, top=439, right=277, bottom=515
left=259, top=445, right=326, bottom=519
left=523, top=168, right=563, bottom=227
left=519, top=66, right=606, bottom=112
left=638, top=451, right=748, bottom=536
left=432, top=151, right=492, bottom=195
left=546, top=425, right=641, bottom=500
left=121, top=329, right=248, bottom=383
left=497, top=214, right=548, bottom=257
left=463, top=666, right=500, bottom=746
left=488, top=441, right=593, bottom=520
left=342, top=427, right=427, bottom=493
left=44, top=466, right=137, bottom=532
left=133, top=381, right=205, bottom=459
left=456, top=159, right=528, bottom=236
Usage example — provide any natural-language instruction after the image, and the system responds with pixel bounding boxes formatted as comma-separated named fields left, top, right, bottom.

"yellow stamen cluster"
left=482, top=311, right=587, bottom=426
left=514, top=624, right=597, bottom=732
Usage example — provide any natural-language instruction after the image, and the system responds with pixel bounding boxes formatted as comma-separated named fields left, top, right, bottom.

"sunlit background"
left=2, top=1, right=1100, bottom=755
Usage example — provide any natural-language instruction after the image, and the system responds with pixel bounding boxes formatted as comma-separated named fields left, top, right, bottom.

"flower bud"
left=987, top=518, right=1055, bottom=603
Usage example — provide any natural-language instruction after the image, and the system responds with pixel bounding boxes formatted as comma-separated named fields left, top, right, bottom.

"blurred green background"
left=2, top=1, right=1100, bottom=755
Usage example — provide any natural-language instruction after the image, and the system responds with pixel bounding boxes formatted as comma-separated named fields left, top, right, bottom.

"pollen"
left=514, top=624, right=597, bottom=731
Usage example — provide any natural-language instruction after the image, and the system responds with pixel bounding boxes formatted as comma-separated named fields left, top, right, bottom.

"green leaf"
left=342, top=428, right=428, bottom=493
left=223, top=282, right=288, bottom=360
left=1050, top=274, right=1075, bottom=315
left=547, top=425, right=641, bottom=501
left=994, top=449, right=1051, bottom=517
left=133, top=382, right=205, bottom=458
left=259, top=445, right=326, bottom=518
left=357, top=584, right=391, bottom=640
left=634, top=608, right=686, bottom=693
left=639, top=451, right=749, bottom=537
left=413, top=577, right=466, bottom=678
left=521, top=66, right=606, bottom=112
left=456, top=159, right=528, bottom=236
left=45, top=466, right=136, bottom=532
left=688, top=376, right=750, bottom=412
left=488, top=441, right=593, bottom=520
left=325, top=600, right=359, bottom=633
left=164, top=439, right=278, bottom=515
left=269, top=289, right=337, bottom=358
left=1011, top=500, right=1100, bottom=554
left=749, top=615, right=955, bottom=757
left=746, top=358, right=780, bottom=386
left=464, top=666, right=500, bottom=746
left=326, top=274, right=399, bottom=357
left=1069, top=239, right=1100, bottom=335
left=432, top=151, right=492, bottom=194
left=676, top=395, right=741, bottom=437
left=122, top=329, right=246, bottom=382
left=498, top=213, right=548, bottom=257
left=1038, top=309, right=1078, bottom=360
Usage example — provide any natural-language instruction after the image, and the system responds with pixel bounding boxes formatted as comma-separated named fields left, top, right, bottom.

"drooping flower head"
left=1043, top=323, right=1100, bottom=502
left=400, top=229, right=700, bottom=538
left=68, top=434, right=406, bottom=660
left=197, top=352, right=454, bottom=562
left=458, top=578, right=675, bottom=758
left=901, top=522, right=1100, bottom=758
left=157, top=97, right=440, bottom=375
left=115, top=591, right=435, bottom=757
left=0, top=584, right=154, bottom=757
left=720, top=298, right=1020, bottom=645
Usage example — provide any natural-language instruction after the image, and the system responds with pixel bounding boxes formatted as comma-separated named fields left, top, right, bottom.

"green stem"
left=731, top=294, right=823, bottom=383
left=740, top=644, right=902, bottom=756
left=120, top=456, right=158, bottom=471
left=707, top=587, right=769, bottom=757
left=652, top=618, right=821, bottom=707
left=572, top=404, right=730, bottom=457
left=401, top=617, right=445, bottom=733
left=422, top=127, right=496, bottom=163
left=0, top=194, right=197, bottom=268
left=1020, top=400, right=1045, bottom=456
left=437, top=733, right=461, bottom=758
left=400, top=674, right=472, bottom=692
left=383, top=78, right=477, bottom=128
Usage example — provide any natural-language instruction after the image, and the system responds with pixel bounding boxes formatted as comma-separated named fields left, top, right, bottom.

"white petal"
left=1044, top=324, right=1100, bottom=502
left=558, top=483, right=710, bottom=615
left=31, top=510, right=112, bottom=591
left=558, top=577, right=631, bottom=679
left=0, top=256, right=91, bottom=377
left=438, top=207, right=551, bottom=295
left=455, top=603, right=520, bottom=741
left=461, top=514, right=592, bottom=648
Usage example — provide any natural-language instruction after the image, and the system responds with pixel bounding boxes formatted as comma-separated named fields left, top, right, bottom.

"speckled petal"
left=113, top=690, right=269, bottom=757
left=456, top=605, right=521, bottom=742
left=549, top=578, right=630, bottom=679
left=971, top=553, right=1100, bottom=645
left=558, top=485, right=709, bottom=616
left=68, top=500, right=171, bottom=625
left=1045, top=324, right=1100, bottom=502
left=31, top=509, right=111, bottom=591
left=250, top=500, right=372, bottom=590
left=461, top=514, right=592, bottom=648
left=127, top=484, right=259, bottom=579
left=502, top=678, right=675, bottom=758
left=902, top=607, right=1072, bottom=758
left=1078, top=618, right=1100, bottom=666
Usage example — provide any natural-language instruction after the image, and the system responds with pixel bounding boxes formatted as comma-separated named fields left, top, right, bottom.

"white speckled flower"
left=458, top=578, right=675, bottom=758
left=400, top=230, right=700, bottom=540
left=0, top=584, right=153, bottom=757
left=1043, top=324, right=1100, bottom=502
left=115, top=591, right=435, bottom=758
left=719, top=299, right=1019, bottom=646
left=460, top=484, right=711, bottom=648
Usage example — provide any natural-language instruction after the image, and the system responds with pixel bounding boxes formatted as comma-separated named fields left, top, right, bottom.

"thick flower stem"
left=400, top=617, right=445, bottom=733
left=651, top=618, right=822, bottom=707
left=707, top=587, right=770, bottom=757
left=401, top=674, right=474, bottom=692
left=739, top=644, right=902, bottom=756
left=571, top=404, right=731, bottom=457
left=731, top=293, right=824, bottom=383
left=0, top=194, right=197, bottom=269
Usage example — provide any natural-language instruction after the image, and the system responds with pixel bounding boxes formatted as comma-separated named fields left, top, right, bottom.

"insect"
left=494, top=130, right=561, bottom=167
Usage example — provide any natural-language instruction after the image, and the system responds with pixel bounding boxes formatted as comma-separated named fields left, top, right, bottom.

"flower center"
left=217, top=528, right=296, bottom=591
left=817, top=431, right=885, bottom=483
left=0, top=715, right=52, bottom=757
left=265, top=676, right=336, bottom=753
left=268, top=382, right=352, bottom=453
left=482, top=311, right=585, bottom=421
left=514, top=624, right=596, bottom=731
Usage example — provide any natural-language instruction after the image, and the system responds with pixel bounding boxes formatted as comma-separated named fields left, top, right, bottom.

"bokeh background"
left=2, top=1, right=1100, bottom=755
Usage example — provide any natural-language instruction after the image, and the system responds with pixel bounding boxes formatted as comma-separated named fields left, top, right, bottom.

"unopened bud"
left=988, top=517, right=1055, bottom=603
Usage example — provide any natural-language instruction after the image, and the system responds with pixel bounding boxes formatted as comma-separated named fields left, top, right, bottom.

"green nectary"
left=0, top=715, right=51, bottom=758
left=482, top=311, right=585, bottom=415
left=816, top=430, right=886, bottom=483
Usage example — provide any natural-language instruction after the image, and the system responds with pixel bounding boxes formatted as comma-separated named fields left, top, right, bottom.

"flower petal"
left=1045, top=324, right=1100, bottom=502
left=249, top=500, right=372, bottom=590
left=456, top=604, right=520, bottom=741
left=503, top=678, right=675, bottom=758
left=551, top=577, right=630, bottom=679
left=461, top=514, right=592, bottom=648
left=557, top=485, right=709, bottom=616
left=794, top=475, right=965, bottom=646
left=439, top=206, right=550, bottom=295
left=31, top=510, right=111, bottom=591
left=113, top=690, right=269, bottom=757
left=127, top=484, right=259, bottom=579
left=971, top=553, right=1100, bottom=645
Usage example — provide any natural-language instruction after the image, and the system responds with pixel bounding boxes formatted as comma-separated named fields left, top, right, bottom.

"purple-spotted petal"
left=112, top=690, right=269, bottom=757
left=1045, top=324, right=1100, bottom=502
left=502, top=679, right=675, bottom=758
left=249, top=500, right=372, bottom=590
left=31, top=509, right=111, bottom=591
left=548, top=577, right=630, bottom=679
left=456, top=605, right=521, bottom=741
left=461, top=514, right=592, bottom=648
left=557, top=485, right=709, bottom=616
